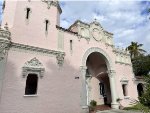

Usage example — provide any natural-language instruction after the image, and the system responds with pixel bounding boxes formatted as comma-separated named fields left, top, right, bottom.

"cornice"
left=11, top=42, right=65, bottom=67
left=56, top=25, right=78, bottom=36
left=11, top=42, right=64, bottom=54
left=115, top=61, right=131, bottom=66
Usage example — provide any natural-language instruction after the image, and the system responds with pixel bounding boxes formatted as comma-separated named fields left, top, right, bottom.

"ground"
left=96, top=110, right=142, bottom=113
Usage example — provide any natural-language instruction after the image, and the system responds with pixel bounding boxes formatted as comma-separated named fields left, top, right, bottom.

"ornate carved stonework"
left=56, top=53, right=65, bottom=67
left=22, top=57, right=45, bottom=77
left=107, top=70, right=116, bottom=78
left=92, top=28, right=102, bottom=41
left=120, top=77, right=129, bottom=84
left=113, top=47, right=131, bottom=65
left=24, top=57, right=43, bottom=67
left=0, top=24, right=11, bottom=61
left=42, top=0, right=62, bottom=13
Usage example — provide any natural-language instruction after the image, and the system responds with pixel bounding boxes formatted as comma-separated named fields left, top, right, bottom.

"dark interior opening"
left=25, top=74, right=38, bottom=95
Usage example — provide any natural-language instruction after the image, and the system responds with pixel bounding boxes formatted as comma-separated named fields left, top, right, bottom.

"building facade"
left=0, top=0, right=141, bottom=113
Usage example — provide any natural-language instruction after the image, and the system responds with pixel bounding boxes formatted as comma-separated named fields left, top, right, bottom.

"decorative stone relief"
left=56, top=53, right=65, bottom=67
left=22, top=57, right=45, bottom=77
left=113, top=47, right=131, bottom=65
left=107, top=70, right=116, bottom=78
left=42, top=0, right=62, bottom=13
left=0, top=23, right=11, bottom=61
left=42, top=0, right=52, bottom=9
left=91, top=28, right=102, bottom=41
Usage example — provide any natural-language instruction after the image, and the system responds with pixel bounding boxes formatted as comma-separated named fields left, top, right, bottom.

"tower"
left=1, top=0, right=62, bottom=50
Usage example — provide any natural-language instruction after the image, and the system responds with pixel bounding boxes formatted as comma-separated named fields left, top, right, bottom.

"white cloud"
left=60, top=1, right=150, bottom=53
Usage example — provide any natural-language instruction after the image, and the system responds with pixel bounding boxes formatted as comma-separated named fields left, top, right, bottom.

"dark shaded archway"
left=137, top=83, right=144, bottom=97
left=86, top=52, right=112, bottom=105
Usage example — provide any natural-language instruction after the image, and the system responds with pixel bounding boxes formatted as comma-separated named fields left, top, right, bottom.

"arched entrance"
left=80, top=47, right=119, bottom=111
left=137, top=83, right=144, bottom=97
left=86, top=52, right=112, bottom=106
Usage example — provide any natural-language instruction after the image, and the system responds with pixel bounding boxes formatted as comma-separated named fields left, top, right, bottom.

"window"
left=26, top=8, right=31, bottom=19
left=70, top=40, right=73, bottom=51
left=45, top=20, right=49, bottom=32
left=25, top=74, right=38, bottom=95
left=137, top=83, right=144, bottom=97
left=99, top=83, right=105, bottom=96
left=122, top=84, right=128, bottom=96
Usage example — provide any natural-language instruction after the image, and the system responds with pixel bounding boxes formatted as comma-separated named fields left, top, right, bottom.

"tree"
left=132, top=54, right=150, bottom=76
left=139, top=75, right=150, bottom=110
left=126, top=42, right=146, bottom=59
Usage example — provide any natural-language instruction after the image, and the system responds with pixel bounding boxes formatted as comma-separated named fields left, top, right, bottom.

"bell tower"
left=1, top=0, right=62, bottom=50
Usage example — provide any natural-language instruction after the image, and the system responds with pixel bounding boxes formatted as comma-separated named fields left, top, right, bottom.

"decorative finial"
left=93, top=18, right=99, bottom=26
left=4, top=23, right=8, bottom=30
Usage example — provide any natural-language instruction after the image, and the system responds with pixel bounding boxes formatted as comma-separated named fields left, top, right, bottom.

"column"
left=80, top=66, right=89, bottom=113
left=108, top=70, right=119, bottom=109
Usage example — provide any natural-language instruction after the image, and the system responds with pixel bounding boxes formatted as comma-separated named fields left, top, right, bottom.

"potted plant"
left=89, top=100, right=97, bottom=113
left=116, top=98, right=124, bottom=109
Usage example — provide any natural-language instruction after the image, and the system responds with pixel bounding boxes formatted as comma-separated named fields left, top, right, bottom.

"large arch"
left=82, top=47, right=114, bottom=70
left=80, top=47, right=119, bottom=112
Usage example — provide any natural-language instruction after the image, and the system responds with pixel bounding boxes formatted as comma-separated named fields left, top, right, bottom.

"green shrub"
left=123, top=103, right=150, bottom=112
left=89, top=100, right=97, bottom=111
left=139, top=75, right=150, bottom=109
left=90, top=100, right=97, bottom=107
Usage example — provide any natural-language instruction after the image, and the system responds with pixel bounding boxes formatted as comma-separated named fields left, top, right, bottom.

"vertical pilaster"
left=80, top=66, right=89, bottom=113
left=108, top=70, right=119, bottom=109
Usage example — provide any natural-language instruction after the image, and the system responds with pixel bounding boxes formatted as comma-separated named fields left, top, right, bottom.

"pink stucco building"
left=0, top=0, right=144, bottom=113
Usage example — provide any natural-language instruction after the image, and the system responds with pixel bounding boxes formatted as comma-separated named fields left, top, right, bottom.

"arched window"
left=26, top=8, right=31, bottom=19
left=45, top=20, right=49, bottom=32
left=122, top=84, right=128, bottom=96
left=25, top=74, right=38, bottom=95
left=99, top=82, right=105, bottom=96
left=137, top=83, right=144, bottom=97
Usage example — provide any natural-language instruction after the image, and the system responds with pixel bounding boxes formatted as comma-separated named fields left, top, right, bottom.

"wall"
left=2, top=0, right=59, bottom=50
left=0, top=49, right=82, bottom=113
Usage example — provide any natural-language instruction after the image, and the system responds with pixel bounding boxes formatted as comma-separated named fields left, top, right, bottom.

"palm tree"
left=126, top=42, right=146, bottom=59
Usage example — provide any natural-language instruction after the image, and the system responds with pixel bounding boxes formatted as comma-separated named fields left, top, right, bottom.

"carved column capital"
left=80, top=66, right=87, bottom=70
left=56, top=53, right=65, bottom=67
left=107, top=70, right=116, bottom=78
left=0, top=25, right=11, bottom=61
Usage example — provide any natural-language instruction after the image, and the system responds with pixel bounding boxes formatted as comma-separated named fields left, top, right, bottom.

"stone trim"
left=113, top=47, right=130, bottom=56
left=22, top=57, right=45, bottom=78
left=11, top=42, right=65, bottom=67
left=120, top=77, right=129, bottom=84
left=0, top=26, right=11, bottom=61
left=42, top=0, right=62, bottom=14
left=115, top=61, right=131, bottom=66
left=82, top=47, right=114, bottom=70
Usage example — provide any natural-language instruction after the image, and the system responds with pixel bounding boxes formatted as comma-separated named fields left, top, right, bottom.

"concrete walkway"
left=96, top=109, right=142, bottom=113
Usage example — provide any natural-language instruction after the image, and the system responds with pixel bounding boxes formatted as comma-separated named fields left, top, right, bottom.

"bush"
left=89, top=100, right=97, bottom=111
left=139, top=75, right=150, bottom=109
left=123, top=103, right=150, bottom=112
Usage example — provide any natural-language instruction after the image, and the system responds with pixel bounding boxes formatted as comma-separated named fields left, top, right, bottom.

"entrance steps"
left=95, top=105, right=111, bottom=111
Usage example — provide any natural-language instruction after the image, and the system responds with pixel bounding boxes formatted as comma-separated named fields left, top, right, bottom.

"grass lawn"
left=123, top=103, right=150, bottom=112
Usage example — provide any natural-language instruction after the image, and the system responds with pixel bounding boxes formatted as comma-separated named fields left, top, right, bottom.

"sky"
left=0, top=0, right=150, bottom=53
